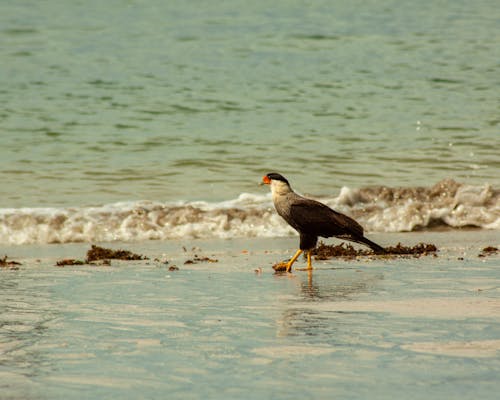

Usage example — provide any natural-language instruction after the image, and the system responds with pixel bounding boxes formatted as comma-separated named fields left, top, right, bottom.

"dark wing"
left=288, top=198, right=364, bottom=238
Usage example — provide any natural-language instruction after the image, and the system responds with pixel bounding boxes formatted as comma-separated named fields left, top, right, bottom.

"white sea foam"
left=0, top=180, right=498, bottom=245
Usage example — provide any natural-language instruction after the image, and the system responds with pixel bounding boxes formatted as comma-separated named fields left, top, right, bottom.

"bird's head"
left=261, top=173, right=292, bottom=195
left=262, top=172, right=289, bottom=185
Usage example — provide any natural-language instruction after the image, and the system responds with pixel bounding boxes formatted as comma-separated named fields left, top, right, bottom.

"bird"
left=262, top=172, right=386, bottom=272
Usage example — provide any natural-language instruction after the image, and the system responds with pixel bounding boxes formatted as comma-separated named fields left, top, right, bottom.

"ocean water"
left=1, top=0, right=499, bottom=244
left=1, top=1, right=499, bottom=207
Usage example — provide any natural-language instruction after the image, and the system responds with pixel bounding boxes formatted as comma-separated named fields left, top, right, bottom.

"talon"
left=272, top=249, right=304, bottom=273
left=272, top=262, right=290, bottom=272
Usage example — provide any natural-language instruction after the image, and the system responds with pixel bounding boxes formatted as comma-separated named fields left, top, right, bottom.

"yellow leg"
left=273, top=249, right=316, bottom=273
left=285, top=249, right=303, bottom=272
left=296, top=250, right=314, bottom=271
left=306, top=250, right=313, bottom=270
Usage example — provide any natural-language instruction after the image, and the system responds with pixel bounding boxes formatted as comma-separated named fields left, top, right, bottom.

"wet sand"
left=1, top=230, right=499, bottom=399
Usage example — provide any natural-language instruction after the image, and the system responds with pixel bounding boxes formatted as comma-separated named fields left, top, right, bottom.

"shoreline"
left=2, top=230, right=498, bottom=267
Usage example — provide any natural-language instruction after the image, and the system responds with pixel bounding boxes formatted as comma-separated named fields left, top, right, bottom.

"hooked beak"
left=260, top=175, right=271, bottom=185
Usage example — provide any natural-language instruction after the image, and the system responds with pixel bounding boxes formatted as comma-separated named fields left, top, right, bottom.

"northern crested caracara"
left=262, top=172, right=386, bottom=272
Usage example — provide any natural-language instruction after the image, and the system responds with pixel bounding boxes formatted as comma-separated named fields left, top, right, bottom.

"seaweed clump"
left=86, top=245, right=148, bottom=262
left=311, top=241, right=438, bottom=260
left=478, top=246, right=498, bottom=257
left=1, top=255, right=22, bottom=270
left=383, top=242, right=438, bottom=256
left=313, top=242, right=370, bottom=260
left=55, top=245, right=148, bottom=266
left=184, top=254, right=218, bottom=264
left=56, top=259, right=85, bottom=266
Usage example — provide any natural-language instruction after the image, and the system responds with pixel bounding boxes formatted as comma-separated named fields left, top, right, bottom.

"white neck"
left=270, top=180, right=293, bottom=198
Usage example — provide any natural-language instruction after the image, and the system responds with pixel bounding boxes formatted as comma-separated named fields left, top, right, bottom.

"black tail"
left=355, top=236, right=387, bottom=254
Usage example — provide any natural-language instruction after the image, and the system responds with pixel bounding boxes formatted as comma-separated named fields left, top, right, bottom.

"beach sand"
left=1, top=230, right=499, bottom=399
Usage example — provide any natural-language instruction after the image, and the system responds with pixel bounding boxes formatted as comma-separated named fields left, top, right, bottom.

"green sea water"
left=1, top=0, right=499, bottom=207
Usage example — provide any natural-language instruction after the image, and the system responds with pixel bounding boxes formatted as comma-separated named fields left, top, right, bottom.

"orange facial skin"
left=262, top=175, right=271, bottom=185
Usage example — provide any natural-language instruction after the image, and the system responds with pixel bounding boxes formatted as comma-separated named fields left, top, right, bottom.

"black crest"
left=266, top=172, right=289, bottom=185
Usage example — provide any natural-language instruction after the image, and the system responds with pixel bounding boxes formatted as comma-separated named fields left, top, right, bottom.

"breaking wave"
left=0, top=180, right=498, bottom=245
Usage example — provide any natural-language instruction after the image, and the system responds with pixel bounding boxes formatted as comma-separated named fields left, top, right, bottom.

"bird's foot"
left=272, top=261, right=293, bottom=273
left=273, top=250, right=303, bottom=273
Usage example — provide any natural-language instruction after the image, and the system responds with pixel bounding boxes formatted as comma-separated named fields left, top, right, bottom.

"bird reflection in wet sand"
left=299, top=269, right=376, bottom=301
left=276, top=269, right=383, bottom=337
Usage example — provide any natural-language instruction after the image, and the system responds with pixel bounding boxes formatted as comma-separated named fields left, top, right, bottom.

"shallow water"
left=1, top=233, right=500, bottom=399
